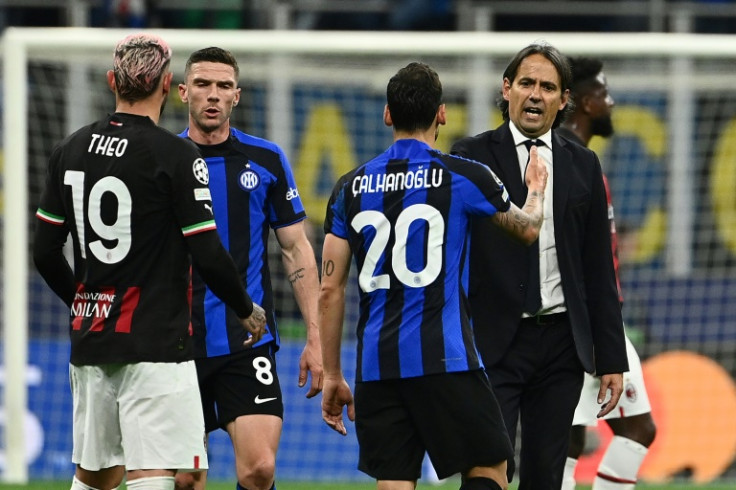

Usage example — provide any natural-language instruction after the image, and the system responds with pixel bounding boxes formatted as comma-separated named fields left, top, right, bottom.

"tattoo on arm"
left=493, top=190, right=544, bottom=236
left=495, top=207, right=533, bottom=235
left=288, top=267, right=305, bottom=284
left=322, top=260, right=335, bottom=277
left=522, top=190, right=544, bottom=227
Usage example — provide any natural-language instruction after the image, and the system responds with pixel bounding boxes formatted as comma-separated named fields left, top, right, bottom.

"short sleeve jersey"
left=179, top=127, right=307, bottom=358
left=36, top=113, right=216, bottom=365
left=324, top=139, right=511, bottom=382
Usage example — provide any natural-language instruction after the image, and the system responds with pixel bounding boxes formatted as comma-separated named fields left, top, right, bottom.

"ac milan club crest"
left=625, top=382, right=638, bottom=402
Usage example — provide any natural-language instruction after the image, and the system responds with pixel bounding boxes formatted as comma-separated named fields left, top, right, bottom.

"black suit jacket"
left=451, top=122, right=628, bottom=375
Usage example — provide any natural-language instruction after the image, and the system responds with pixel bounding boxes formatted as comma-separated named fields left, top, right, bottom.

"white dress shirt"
left=509, top=122, right=566, bottom=315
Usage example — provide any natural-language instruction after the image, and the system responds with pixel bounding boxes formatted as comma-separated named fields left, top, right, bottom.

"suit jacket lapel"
left=491, top=123, right=527, bottom=206
left=552, top=130, right=572, bottom=232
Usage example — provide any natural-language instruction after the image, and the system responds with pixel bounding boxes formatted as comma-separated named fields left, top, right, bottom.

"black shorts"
left=195, top=344, right=283, bottom=432
left=354, top=369, right=513, bottom=481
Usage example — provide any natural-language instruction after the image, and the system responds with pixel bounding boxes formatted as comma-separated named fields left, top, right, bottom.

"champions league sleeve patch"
left=192, top=158, right=210, bottom=185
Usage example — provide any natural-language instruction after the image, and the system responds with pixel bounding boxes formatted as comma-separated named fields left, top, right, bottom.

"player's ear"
left=580, top=93, right=593, bottom=114
left=437, top=104, right=447, bottom=126
left=383, top=104, right=393, bottom=127
left=559, top=88, right=570, bottom=111
left=502, top=77, right=512, bottom=101
left=233, top=87, right=241, bottom=107
left=178, top=83, right=188, bottom=103
left=106, top=70, right=116, bottom=93
left=161, top=71, right=173, bottom=97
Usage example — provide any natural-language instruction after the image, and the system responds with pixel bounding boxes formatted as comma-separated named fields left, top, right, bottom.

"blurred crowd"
left=2, top=0, right=736, bottom=33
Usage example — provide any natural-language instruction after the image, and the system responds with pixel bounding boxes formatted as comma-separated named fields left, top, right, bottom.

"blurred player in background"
left=175, top=47, right=322, bottom=490
left=33, top=34, right=265, bottom=490
left=558, top=56, right=657, bottom=490
left=319, top=61, right=548, bottom=490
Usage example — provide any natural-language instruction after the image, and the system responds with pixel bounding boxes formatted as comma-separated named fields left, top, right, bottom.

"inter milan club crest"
left=192, top=158, right=209, bottom=185
left=239, top=163, right=260, bottom=191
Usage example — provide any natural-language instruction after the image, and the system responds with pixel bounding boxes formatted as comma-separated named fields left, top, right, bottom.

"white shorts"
left=70, top=361, right=208, bottom=472
left=572, top=335, right=652, bottom=426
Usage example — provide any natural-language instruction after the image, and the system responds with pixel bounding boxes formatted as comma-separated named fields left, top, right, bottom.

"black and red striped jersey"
left=35, top=113, right=218, bottom=365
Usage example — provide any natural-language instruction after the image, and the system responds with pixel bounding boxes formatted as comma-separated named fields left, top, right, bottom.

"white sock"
left=593, top=436, right=649, bottom=490
left=71, top=476, right=100, bottom=490
left=561, top=457, right=578, bottom=490
left=126, top=476, right=175, bottom=490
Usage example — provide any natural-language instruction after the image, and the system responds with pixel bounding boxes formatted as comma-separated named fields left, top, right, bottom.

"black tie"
left=523, top=139, right=537, bottom=182
left=522, top=139, right=542, bottom=315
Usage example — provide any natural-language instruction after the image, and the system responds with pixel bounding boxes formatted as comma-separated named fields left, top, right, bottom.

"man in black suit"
left=451, top=42, right=628, bottom=489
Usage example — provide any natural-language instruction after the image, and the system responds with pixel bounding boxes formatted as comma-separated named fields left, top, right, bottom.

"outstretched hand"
left=525, top=145, right=548, bottom=193
left=241, top=303, right=267, bottom=347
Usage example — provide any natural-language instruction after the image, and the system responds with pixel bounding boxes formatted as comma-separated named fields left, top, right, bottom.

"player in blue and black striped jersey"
left=175, top=47, right=322, bottom=490
left=319, top=62, right=548, bottom=490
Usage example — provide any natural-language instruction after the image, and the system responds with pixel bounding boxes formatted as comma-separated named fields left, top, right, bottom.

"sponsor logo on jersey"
left=194, top=188, right=211, bottom=201
left=75, top=291, right=116, bottom=302
left=286, top=187, right=299, bottom=201
left=239, top=168, right=260, bottom=191
left=71, top=291, right=116, bottom=321
left=71, top=302, right=112, bottom=320
left=192, top=158, right=210, bottom=185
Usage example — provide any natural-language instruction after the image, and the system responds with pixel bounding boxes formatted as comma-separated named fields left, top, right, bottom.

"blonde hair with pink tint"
left=112, top=33, right=172, bottom=102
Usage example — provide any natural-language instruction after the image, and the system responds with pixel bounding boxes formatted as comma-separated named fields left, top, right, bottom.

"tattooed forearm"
left=521, top=190, right=544, bottom=228
left=322, top=260, right=335, bottom=277
left=495, top=208, right=533, bottom=236
left=288, top=268, right=305, bottom=284
left=491, top=190, right=544, bottom=242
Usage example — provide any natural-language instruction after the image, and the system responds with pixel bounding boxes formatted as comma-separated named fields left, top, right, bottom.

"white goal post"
left=4, top=27, right=736, bottom=483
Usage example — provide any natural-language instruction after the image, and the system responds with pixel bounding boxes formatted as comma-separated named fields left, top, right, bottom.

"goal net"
left=3, top=27, right=736, bottom=484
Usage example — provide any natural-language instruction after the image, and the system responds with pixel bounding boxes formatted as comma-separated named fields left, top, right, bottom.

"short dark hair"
left=184, top=46, right=240, bottom=80
left=497, top=42, right=573, bottom=128
left=567, top=56, right=604, bottom=98
left=386, top=62, right=443, bottom=133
